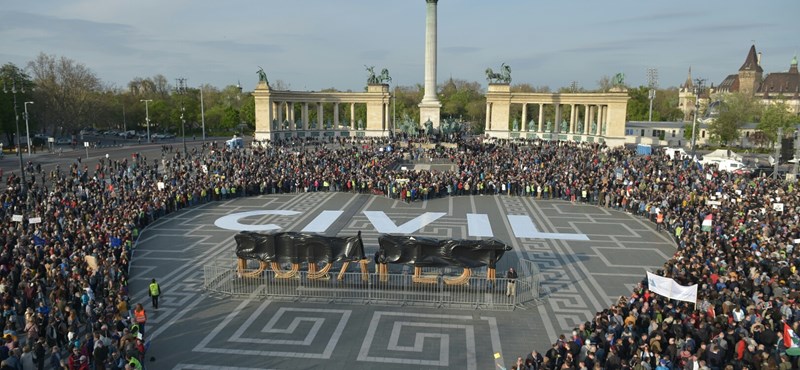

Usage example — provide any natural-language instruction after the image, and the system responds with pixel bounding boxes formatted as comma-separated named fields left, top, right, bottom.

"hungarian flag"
left=784, top=322, right=800, bottom=356
left=702, top=214, right=713, bottom=232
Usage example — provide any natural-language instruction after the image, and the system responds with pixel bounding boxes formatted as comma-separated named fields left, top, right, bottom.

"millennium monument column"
left=419, top=0, right=441, bottom=130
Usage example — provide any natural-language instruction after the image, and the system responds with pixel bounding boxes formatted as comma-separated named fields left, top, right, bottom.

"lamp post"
left=140, top=99, right=152, bottom=143
left=3, top=80, right=27, bottom=193
left=200, top=85, right=206, bottom=143
left=690, top=78, right=705, bottom=158
left=647, top=68, right=658, bottom=122
left=24, top=101, right=33, bottom=156
left=176, top=78, right=188, bottom=155
left=180, top=106, right=187, bottom=155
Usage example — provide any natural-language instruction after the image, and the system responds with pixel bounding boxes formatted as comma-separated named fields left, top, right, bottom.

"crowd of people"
left=0, top=135, right=797, bottom=369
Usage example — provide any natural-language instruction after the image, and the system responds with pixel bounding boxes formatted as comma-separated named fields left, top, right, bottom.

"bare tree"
left=596, top=76, right=612, bottom=92
left=27, top=53, right=103, bottom=134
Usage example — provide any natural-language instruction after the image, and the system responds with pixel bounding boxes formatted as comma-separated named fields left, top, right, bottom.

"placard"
left=11, top=215, right=23, bottom=222
left=157, top=182, right=165, bottom=190
left=773, top=203, right=784, bottom=212
left=84, top=142, right=90, bottom=147
left=28, top=217, right=41, bottom=224
left=706, top=200, right=722, bottom=206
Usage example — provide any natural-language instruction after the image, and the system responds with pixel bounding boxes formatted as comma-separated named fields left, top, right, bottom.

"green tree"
left=708, top=93, right=761, bottom=145
left=625, top=86, right=650, bottom=121
left=0, top=63, right=35, bottom=147
left=757, top=100, right=798, bottom=146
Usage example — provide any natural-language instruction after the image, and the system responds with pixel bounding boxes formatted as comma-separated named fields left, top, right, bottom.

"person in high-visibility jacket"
left=149, top=278, right=161, bottom=309
left=133, top=303, right=147, bottom=335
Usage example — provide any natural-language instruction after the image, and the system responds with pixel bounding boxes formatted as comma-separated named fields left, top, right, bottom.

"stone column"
left=594, top=105, right=603, bottom=135
left=317, top=104, right=324, bottom=130
left=418, top=0, right=441, bottom=128
left=555, top=104, right=562, bottom=133
left=485, top=102, right=491, bottom=131
left=583, top=105, right=589, bottom=135
left=351, top=103, right=356, bottom=129
left=302, top=103, right=309, bottom=130
left=538, top=103, right=544, bottom=132
left=569, top=105, right=576, bottom=134
left=277, top=102, right=284, bottom=131
left=333, top=103, right=340, bottom=129
left=521, top=103, right=527, bottom=131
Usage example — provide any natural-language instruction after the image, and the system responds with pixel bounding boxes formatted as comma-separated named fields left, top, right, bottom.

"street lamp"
left=176, top=78, right=188, bottom=155
left=24, top=101, right=33, bottom=156
left=180, top=106, right=187, bottom=155
left=2, top=80, right=27, bottom=193
left=647, top=68, right=658, bottom=122
left=690, top=78, right=705, bottom=158
left=199, top=85, right=206, bottom=143
left=141, top=99, right=152, bottom=143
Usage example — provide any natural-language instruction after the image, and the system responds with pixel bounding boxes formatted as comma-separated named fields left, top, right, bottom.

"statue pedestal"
left=418, top=102, right=441, bottom=130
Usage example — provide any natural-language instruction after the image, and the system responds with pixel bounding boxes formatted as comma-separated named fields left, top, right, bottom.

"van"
left=226, top=136, right=244, bottom=149
left=715, top=159, right=750, bottom=174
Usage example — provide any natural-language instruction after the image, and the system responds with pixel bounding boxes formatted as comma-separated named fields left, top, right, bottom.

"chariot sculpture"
left=486, top=63, right=512, bottom=84
left=366, top=65, right=392, bottom=85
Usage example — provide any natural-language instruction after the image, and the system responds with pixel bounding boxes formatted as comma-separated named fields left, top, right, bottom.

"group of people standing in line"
left=1, top=135, right=799, bottom=369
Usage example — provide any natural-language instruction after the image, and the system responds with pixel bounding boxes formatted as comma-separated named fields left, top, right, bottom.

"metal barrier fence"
left=203, top=260, right=540, bottom=311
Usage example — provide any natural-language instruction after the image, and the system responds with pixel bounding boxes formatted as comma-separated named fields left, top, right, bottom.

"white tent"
left=702, top=149, right=743, bottom=162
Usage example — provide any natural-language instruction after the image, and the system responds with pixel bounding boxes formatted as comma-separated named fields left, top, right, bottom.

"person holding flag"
left=784, top=321, right=800, bottom=356
left=701, top=213, right=713, bottom=232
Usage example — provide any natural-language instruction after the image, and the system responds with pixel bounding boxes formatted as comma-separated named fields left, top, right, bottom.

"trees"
left=757, top=100, right=798, bottom=146
left=0, top=63, right=35, bottom=146
left=27, top=53, right=103, bottom=135
left=708, top=93, right=761, bottom=145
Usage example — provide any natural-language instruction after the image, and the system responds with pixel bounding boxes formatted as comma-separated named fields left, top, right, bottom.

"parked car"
left=55, top=137, right=72, bottom=145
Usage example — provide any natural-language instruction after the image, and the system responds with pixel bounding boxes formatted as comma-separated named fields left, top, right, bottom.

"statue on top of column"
left=485, top=63, right=512, bottom=84
left=257, top=67, right=269, bottom=84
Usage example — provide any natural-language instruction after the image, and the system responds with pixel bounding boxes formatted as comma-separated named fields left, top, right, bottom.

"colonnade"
left=254, top=82, right=392, bottom=141
left=484, top=83, right=630, bottom=145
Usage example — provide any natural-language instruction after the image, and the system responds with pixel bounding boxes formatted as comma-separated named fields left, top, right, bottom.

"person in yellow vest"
left=126, top=352, right=143, bottom=370
left=149, top=278, right=161, bottom=310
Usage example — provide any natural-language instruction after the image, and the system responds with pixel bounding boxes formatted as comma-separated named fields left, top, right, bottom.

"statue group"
left=485, top=63, right=512, bottom=84
left=365, top=65, right=392, bottom=85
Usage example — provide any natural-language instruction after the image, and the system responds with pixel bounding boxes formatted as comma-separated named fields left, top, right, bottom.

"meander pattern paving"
left=128, top=192, right=675, bottom=369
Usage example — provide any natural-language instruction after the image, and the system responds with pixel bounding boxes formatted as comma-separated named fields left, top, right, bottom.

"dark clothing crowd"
left=0, top=136, right=797, bottom=370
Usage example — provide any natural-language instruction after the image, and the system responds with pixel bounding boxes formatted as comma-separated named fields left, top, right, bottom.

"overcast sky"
left=1, top=0, right=797, bottom=92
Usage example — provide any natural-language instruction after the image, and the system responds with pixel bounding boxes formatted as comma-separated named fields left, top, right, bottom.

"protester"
left=3, top=136, right=798, bottom=369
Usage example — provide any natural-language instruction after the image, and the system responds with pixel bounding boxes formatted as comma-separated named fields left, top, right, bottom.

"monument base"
left=419, top=102, right=442, bottom=130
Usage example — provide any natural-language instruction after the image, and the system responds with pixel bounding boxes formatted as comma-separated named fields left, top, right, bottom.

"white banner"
left=28, top=217, right=42, bottom=224
left=646, top=272, right=673, bottom=299
left=11, top=215, right=23, bottom=222
left=670, top=283, right=698, bottom=304
left=647, top=272, right=698, bottom=304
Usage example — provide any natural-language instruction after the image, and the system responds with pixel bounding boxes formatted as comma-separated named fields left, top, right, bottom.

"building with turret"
left=678, top=45, right=800, bottom=120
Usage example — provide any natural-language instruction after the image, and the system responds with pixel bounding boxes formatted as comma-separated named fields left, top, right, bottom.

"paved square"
left=128, top=193, right=675, bottom=369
